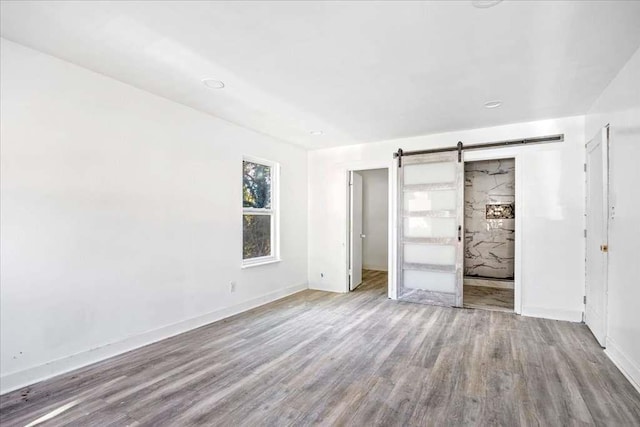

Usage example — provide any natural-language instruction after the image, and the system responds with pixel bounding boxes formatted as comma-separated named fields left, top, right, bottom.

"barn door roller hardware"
left=393, top=134, right=564, bottom=167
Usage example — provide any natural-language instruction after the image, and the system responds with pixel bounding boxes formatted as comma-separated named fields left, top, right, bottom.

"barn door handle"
left=458, top=225, right=462, bottom=242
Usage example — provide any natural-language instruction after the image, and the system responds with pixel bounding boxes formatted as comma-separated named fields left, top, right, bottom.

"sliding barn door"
left=397, top=152, right=464, bottom=307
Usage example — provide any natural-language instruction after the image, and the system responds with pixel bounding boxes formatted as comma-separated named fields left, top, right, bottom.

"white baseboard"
left=363, top=265, right=388, bottom=272
left=0, top=283, right=307, bottom=395
left=521, top=306, right=583, bottom=322
left=605, top=337, right=640, bottom=395
left=308, top=285, right=347, bottom=293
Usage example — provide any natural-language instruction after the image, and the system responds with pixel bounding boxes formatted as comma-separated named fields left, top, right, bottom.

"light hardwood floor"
left=1, top=270, right=639, bottom=426
left=463, top=285, right=514, bottom=312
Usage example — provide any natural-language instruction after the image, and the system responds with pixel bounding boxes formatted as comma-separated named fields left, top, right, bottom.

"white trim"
left=242, top=156, right=280, bottom=267
left=242, top=154, right=279, bottom=169
left=345, top=170, right=352, bottom=293
left=605, top=337, right=640, bottom=395
left=389, top=164, right=398, bottom=299
left=243, top=208, right=274, bottom=215
left=348, top=171, right=356, bottom=290
left=240, top=257, right=281, bottom=269
left=521, top=306, right=583, bottom=322
left=463, top=150, right=522, bottom=314
left=0, top=283, right=307, bottom=395
left=344, top=161, right=394, bottom=298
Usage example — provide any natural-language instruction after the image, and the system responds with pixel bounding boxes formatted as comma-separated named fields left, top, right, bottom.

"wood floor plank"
left=464, top=284, right=514, bottom=312
left=1, top=270, right=639, bottom=426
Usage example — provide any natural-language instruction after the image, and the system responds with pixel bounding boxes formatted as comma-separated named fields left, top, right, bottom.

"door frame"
left=584, top=125, right=609, bottom=345
left=349, top=171, right=364, bottom=290
left=345, top=164, right=393, bottom=297
left=463, top=150, right=523, bottom=314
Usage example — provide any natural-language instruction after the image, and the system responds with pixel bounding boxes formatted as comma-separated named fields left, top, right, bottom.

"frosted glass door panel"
left=404, top=162, right=456, bottom=185
left=404, top=270, right=456, bottom=293
left=404, top=190, right=456, bottom=212
left=404, top=217, right=457, bottom=238
left=397, top=151, right=463, bottom=307
left=404, top=244, right=456, bottom=265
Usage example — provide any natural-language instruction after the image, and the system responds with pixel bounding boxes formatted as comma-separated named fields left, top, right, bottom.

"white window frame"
left=242, top=155, right=280, bottom=268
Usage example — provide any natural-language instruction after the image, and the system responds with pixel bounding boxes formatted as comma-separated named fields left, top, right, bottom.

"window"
left=242, top=157, right=279, bottom=266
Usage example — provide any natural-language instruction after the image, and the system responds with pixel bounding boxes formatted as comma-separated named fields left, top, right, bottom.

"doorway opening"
left=463, top=159, right=515, bottom=312
left=348, top=168, right=389, bottom=295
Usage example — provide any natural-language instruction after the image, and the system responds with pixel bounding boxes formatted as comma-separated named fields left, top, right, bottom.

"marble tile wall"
left=464, top=159, right=515, bottom=279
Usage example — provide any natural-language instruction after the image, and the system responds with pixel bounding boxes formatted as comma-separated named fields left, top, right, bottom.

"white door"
left=350, top=171, right=363, bottom=290
left=585, top=126, right=609, bottom=347
left=397, top=152, right=464, bottom=306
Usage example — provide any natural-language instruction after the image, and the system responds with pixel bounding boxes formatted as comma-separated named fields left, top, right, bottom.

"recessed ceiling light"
left=472, top=0, right=503, bottom=8
left=310, top=130, right=324, bottom=136
left=484, top=100, right=502, bottom=109
left=202, top=78, right=225, bottom=89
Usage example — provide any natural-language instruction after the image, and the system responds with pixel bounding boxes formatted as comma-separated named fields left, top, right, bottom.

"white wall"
left=360, top=169, right=388, bottom=271
left=0, top=39, right=308, bottom=394
left=308, top=116, right=585, bottom=322
left=585, top=46, right=640, bottom=391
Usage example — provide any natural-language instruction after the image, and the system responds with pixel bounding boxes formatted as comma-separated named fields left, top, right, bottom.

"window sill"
left=241, top=258, right=281, bottom=269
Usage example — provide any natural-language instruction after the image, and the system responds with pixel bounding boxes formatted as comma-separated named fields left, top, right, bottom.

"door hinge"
left=584, top=163, right=587, bottom=172
left=583, top=295, right=587, bottom=304
left=584, top=229, right=587, bottom=238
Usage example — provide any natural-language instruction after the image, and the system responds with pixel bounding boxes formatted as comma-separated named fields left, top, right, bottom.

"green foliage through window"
left=243, top=160, right=274, bottom=260
left=243, top=215, right=271, bottom=259
left=243, top=161, right=271, bottom=209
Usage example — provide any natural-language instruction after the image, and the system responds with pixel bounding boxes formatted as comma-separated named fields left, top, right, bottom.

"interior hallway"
left=1, top=272, right=639, bottom=426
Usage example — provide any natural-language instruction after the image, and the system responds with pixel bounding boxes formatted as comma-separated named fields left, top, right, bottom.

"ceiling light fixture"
left=484, top=100, right=502, bottom=109
left=202, top=78, right=225, bottom=89
left=310, top=130, right=324, bottom=136
left=472, top=0, right=503, bottom=8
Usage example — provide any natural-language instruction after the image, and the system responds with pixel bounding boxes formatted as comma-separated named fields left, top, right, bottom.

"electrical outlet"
left=230, top=281, right=236, bottom=292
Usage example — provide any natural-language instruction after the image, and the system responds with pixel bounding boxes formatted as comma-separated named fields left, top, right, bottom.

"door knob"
left=600, top=244, right=608, bottom=252
left=360, top=234, right=366, bottom=238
